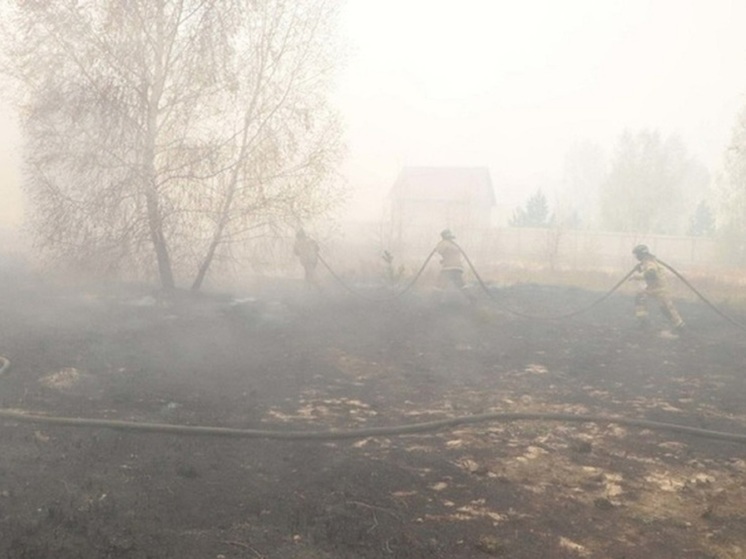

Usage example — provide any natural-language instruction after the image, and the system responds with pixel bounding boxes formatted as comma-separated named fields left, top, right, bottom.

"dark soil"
left=0, top=273, right=745, bottom=559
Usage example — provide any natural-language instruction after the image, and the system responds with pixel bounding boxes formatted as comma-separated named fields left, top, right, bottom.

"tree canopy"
left=510, top=189, right=549, bottom=228
left=561, top=140, right=606, bottom=229
left=599, top=130, right=708, bottom=235
left=4, top=0, right=344, bottom=290
left=687, top=200, right=716, bottom=237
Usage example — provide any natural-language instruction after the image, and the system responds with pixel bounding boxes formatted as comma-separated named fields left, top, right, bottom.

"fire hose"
left=452, top=240, right=639, bottom=320
left=0, top=407, right=744, bottom=444
left=458, top=242, right=746, bottom=330
left=320, top=241, right=746, bottom=329
left=0, top=349, right=743, bottom=443
left=317, top=246, right=438, bottom=302
left=1, top=250, right=744, bottom=443
left=318, top=241, right=637, bottom=316
left=2, top=351, right=742, bottom=444
left=657, top=259, right=746, bottom=331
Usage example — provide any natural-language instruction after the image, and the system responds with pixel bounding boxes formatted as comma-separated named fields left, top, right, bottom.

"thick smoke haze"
left=333, top=0, right=746, bottom=220
left=2, top=0, right=746, bottom=227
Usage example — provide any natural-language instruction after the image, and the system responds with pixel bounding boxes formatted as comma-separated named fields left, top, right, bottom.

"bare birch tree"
left=3, top=0, right=343, bottom=290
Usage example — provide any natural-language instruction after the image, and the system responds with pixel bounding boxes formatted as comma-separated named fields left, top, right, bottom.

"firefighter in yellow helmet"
left=435, top=229, right=473, bottom=298
left=631, top=244, right=685, bottom=332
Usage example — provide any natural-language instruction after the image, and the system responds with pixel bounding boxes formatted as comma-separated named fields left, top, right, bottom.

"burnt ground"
left=0, top=271, right=745, bottom=559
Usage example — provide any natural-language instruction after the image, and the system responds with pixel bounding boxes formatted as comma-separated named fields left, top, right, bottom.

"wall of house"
left=389, top=198, right=493, bottom=251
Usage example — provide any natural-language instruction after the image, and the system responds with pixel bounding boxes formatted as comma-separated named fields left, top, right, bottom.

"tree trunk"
left=191, top=228, right=222, bottom=292
left=145, top=0, right=175, bottom=291
left=145, top=186, right=175, bottom=291
left=191, top=112, right=254, bottom=292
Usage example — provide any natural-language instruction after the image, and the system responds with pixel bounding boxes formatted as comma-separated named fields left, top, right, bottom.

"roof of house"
left=390, top=166, right=495, bottom=206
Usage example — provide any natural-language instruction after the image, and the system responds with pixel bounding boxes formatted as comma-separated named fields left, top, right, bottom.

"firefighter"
left=293, top=229, right=320, bottom=284
left=435, top=229, right=468, bottom=292
left=434, top=229, right=477, bottom=303
left=381, top=250, right=403, bottom=285
left=631, top=244, right=685, bottom=332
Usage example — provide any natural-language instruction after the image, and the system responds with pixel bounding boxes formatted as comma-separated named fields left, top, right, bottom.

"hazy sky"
left=334, top=0, right=746, bottom=218
left=2, top=0, right=746, bottom=227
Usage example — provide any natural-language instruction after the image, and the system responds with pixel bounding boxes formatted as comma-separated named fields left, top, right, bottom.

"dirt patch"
left=0, top=277, right=744, bottom=558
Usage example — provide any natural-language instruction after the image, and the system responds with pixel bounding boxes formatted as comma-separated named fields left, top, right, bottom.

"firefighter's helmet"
left=632, top=244, right=650, bottom=258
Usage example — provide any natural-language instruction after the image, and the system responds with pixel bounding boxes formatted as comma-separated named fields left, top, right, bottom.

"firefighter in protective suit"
left=434, top=229, right=477, bottom=303
left=631, top=244, right=685, bottom=331
left=293, top=229, right=320, bottom=284
left=435, top=229, right=465, bottom=290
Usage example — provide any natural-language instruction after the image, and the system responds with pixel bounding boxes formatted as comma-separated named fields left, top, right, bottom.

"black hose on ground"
left=317, top=241, right=647, bottom=322
left=317, top=246, right=439, bottom=302
left=658, top=259, right=746, bottom=331
left=453, top=240, right=639, bottom=320
left=0, top=408, right=744, bottom=444
left=456, top=243, right=746, bottom=331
